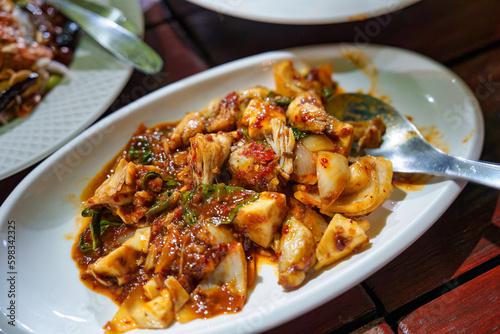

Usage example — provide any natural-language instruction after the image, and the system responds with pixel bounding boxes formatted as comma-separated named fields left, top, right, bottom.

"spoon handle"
left=445, top=154, right=500, bottom=189
left=48, top=0, right=163, bottom=74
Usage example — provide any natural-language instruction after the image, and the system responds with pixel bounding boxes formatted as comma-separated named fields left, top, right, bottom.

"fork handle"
left=445, top=155, right=500, bottom=189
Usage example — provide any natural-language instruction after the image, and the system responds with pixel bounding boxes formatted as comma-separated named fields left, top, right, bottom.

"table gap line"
left=445, top=39, right=500, bottom=69
left=384, top=255, right=500, bottom=328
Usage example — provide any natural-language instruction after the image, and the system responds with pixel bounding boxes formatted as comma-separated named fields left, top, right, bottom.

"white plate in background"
left=187, top=0, right=421, bottom=24
left=0, top=44, right=483, bottom=333
left=0, top=0, right=143, bottom=180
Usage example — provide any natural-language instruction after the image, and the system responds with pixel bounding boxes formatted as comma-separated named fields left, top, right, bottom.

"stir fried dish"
left=73, top=60, right=393, bottom=333
left=0, top=0, right=79, bottom=125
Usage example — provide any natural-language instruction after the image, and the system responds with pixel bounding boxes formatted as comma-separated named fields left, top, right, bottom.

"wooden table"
left=2, top=0, right=500, bottom=332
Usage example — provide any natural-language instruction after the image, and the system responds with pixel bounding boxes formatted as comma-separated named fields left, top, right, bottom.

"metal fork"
left=329, top=93, right=500, bottom=189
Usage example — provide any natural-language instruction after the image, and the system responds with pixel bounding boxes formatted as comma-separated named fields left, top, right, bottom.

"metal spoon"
left=328, top=93, right=500, bottom=189
left=64, top=0, right=141, bottom=36
left=48, top=0, right=163, bottom=74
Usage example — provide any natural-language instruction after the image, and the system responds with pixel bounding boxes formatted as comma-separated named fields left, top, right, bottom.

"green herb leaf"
left=81, top=207, right=102, bottom=251
left=321, top=86, right=335, bottom=99
left=99, top=220, right=123, bottom=235
left=128, top=146, right=140, bottom=159
left=139, top=149, right=154, bottom=165
left=13, top=0, right=28, bottom=8
left=141, top=171, right=176, bottom=191
left=77, top=232, right=93, bottom=253
left=182, top=188, right=198, bottom=226
left=266, top=92, right=293, bottom=107
left=128, top=142, right=154, bottom=165
left=292, top=127, right=309, bottom=139
left=146, top=191, right=179, bottom=218
left=182, top=184, right=259, bottom=226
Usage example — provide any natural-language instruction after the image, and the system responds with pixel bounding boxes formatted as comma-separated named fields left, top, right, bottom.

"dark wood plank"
left=0, top=166, right=35, bottom=206
left=452, top=45, right=500, bottom=164
left=165, top=0, right=500, bottom=65
left=398, top=265, right=500, bottom=334
left=263, top=285, right=376, bottom=334
left=351, top=318, right=395, bottom=334
left=362, top=43, right=500, bottom=313
left=364, top=183, right=499, bottom=313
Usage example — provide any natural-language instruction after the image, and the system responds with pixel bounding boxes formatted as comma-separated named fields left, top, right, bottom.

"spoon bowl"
left=328, top=93, right=500, bottom=189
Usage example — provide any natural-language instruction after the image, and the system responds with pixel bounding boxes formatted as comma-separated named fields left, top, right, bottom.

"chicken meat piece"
left=287, top=91, right=354, bottom=156
left=87, top=159, right=136, bottom=207
left=169, top=111, right=205, bottom=150
left=348, top=116, right=386, bottom=150
left=273, top=60, right=335, bottom=97
left=199, top=92, right=242, bottom=133
left=240, top=99, right=286, bottom=140
left=227, top=141, right=280, bottom=192
left=236, top=86, right=271, bottom=111
left=264, top=118, right=295, bottom=180
left=189, top=132, right=232, bottom=186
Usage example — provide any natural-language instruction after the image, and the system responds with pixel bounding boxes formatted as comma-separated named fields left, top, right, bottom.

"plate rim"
left=186, top=0, right=422, bottom=25
left=0, top=0, right=143, bottom=181
left=0, top=43, right=484, bottom=333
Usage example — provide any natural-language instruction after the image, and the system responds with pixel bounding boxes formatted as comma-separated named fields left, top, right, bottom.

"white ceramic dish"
left=0, top=44, right=483, bottom=334
left=187, top=0, right=421, bottom=24
left=0, top=0, right=143, bottom=181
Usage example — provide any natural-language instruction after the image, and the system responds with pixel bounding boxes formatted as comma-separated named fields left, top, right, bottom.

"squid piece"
left=293, top=186, right=322, bottom=208
left=322, top=156, right=393, bottom=217
left=265, top=118, right=295, bottom=180
left=240, top=99, right=286, bottom=140
left=89, top=227, right=151, bottom=286
left=189, top=132, right=233, bottom=186
left=164, top=276, right=191, bottom=313
left=169, top=111, right=205, bottom=150
left=177, top=243, right=247, bottom=322
left=315, top=214, right=370, bottom=270
left=288, top=198, right=328, bottom=243
left=87, top=159, right=136, bottom=207
left=128, top=288, right=174, bottom=329
left=233, top=192, right=288, bottom=248
left=277, top=214, right=316, bottom=289
left=287, top=91, right=354, bottom=156
left=316, top=151, right=349, bottom=207
left=342, top=158, right=371, bottom=195
left=106, top=276, right=190, bottom=332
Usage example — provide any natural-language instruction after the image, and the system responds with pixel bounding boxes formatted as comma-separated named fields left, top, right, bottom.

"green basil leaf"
left=321, top=86, right=335, bottom=99
left=292, top=127, right=309, bottom=139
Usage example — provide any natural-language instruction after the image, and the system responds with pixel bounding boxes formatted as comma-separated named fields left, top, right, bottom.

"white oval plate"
left=187, top=0, right=421, bottom=25
left=0, top=0, right=143, bottom=181
left=0, top=44, right=483, bottom=334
